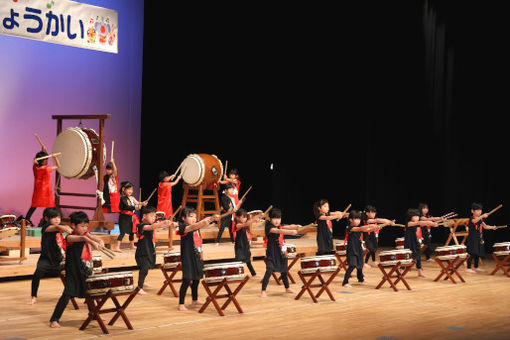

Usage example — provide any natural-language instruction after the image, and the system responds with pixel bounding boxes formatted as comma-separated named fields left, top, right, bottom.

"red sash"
left=120, top=210, right=140, bottom=234
left=263, top=225, right=285, bottom=254
left=68, top=231, right=92, bottom=261
left=416, top=226, right=422, bottom=239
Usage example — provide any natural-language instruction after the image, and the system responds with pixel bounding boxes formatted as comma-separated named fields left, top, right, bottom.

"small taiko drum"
left=52, top=127, right=106, bottom=180
left=180, top=154, right=223, bottom=187
left=155, top=211, right=166, bottom=223
left=300, top=255, right=337, bottom=274
left=0, top=215, right=17, bottom=229
left=203, top=262, right=245, bottom=283
left=163, top=251, right=181, bottom=269
left=335, top=240, right=347, bottom=255
left=86, top=271, right=135, bottom=296
left=395, top=237, right=423, bottom=249
left=492, top=242, right=510, bottom=256
left=435, top=245, right=467, bottom=261
left=284, top=243, right=297, bottom=258
left=379, top=249, right=413, bottom=266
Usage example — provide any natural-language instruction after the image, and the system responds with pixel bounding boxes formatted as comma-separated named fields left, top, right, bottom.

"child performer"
left=29, top=207, right=72, bottom=305
left=313, top=199, right=348, bottom=255
left=115, top=181, right=147, bottom=252
left=403, top=208, right=438, bottom=278
left=418, top=202, right=442, bottom=262
left=260, top=208, right=304, bottom=298
left=102, top=160, right=120, bottom=214
left=157, top=170, right=182, bottom=219
left=220, top=168, right=241, bottom=205
left=135, top=205, right=177, bottom=295
left=465, top=202, right=497, bottom=274
left=362, top=205, right=393, bottom=268
left=215, top=182, right=237, bottom=246
left=342, top=210, right=381, bottom=288
left=23, top=150, right=60, bottom=226
left=234, top=209, right=262, bottom=278
left=49, top=211, right=105, bottom=328
left=177, top=207, right=219, bottom=311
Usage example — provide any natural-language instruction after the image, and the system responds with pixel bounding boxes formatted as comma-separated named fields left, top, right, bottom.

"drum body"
left=493, top=242, right=510, bottom=256
left=155, top=211, right=166, bottom=223
left=285, top=243, right=297, bottom=258
left=86, top=271, right=134, bottom=296
left=335, top=240, right=346, bottom=255
left=300, top=255, right=337, bottom=274
left=435, top=245, right=467, bottom=261
left=0, top=215, right=17, bottom=230
left=379, top=249, right=413, bottom=266
left=203, top=262, right=244, bottom=283
left=52, top=127, right=106, bottom=179
left=163, top=251, right=181, bottom=269
left=395, top=237, right=404, bottom=249
left=92, top=255, right=103, bottom=274
left=181, top=154, right=223, bottom=187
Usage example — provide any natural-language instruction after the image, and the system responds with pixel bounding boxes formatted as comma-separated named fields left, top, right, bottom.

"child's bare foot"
left=178, top=304, right=188, bottom=311
left=285, top=288, right=294, bottom=294
left=50, top=321, right=61, bottom=328
left=254, top=274, right=263, bottom=279
left=138, top=288, right=147, bottom=295
left=342, top=283, right=352, bottom=288
left=417, top=269, right=426, bottom=278
left=28, top=297, right=37, bottom=305
left=215, top=243, right=220, bottom=247
left=143, top=283, right=151, bottom=288
left=426, top=258, right=434, bottom=262
left=260, top=291, right=267, bottom=298
left=466, top=268, right=476, bottom=274
left=130, top=246, right=136, bottom=250
left=191, top=300, right=204, bottom=306
left=364, top=263, right=371, bottom=269
left=474, top=268, right=485, bottom=272
left=113, top=248, right=123, bottom=253
left=372, top=261, right=379, bottom=266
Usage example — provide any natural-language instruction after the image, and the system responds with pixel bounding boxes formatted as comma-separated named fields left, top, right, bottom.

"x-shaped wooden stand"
left=157, top=263, right=183, bottom=297
left=199, top=276, right=250, bottom=316
left=375, top=261, right=414, bottom=292
left=434, top=255, right=469, bottom=284
left=262, top=255, right=300, bottom=285
left=490, top=253, right=510, bottom=277
left=80, top=287, right=140, bottom=334
left=334, top=253, right=349, bottom=271
left=295, top=267, right=340, bottom=303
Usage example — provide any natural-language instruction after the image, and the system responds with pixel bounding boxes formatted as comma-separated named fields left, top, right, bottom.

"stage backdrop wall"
left=0, top=0, right=144, bottom=225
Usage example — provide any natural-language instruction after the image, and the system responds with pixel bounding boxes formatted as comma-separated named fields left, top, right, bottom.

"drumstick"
left=336, top=203, right=351, bottom=221
left=486, top=204, right=503, bottom=217
left=223, top=160, right=228, bottom=179
left=139, top=188, right=142, bottom=202
left=99, top=248, right=115, bottom=259
left=34, top=152, right=61, bottom=162
left=34, top=133, right=47, bottom=151
left=495, top=225, right=508, bottom=229
left=172, top=161, right=185, bottom=178
left=111, top=141, right=114, bottom=160
left=100, top=246, right=116, bottom=257
left=144, top=187, right=157, bottom=202
left=239, top=186, right=252, bottom=203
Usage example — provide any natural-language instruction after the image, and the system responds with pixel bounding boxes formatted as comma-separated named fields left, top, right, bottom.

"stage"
left=0, top=234, right=509, bottom=339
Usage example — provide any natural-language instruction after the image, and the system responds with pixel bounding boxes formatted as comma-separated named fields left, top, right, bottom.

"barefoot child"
left=156, top=170, right=181, bottom=219
left=102, top=160, right=120, bottom=214
left=404, top=208, right=438, bottom=278
left=342, top=210, right=381, bottom=288
left=313, top=199, right=348, bottom=255
left=234, top=209, right=262, bottom=278
left=49, top=211, right=105, bottom=328
left=215, top=182, right=237, bottom=245
left=465, top=202, right=497, bottom=274
left=418, top=202, right=443, bottom=262
left=177, top=207, right=219, bottom=311
left=260, top=208, right=304, bottom=297
left=362, top=205, right=393, bottom=268
left=135, top=206, right=177, bottom=295
left=115, top=181, right=147, bottom=252
left=29, top=207, right=72, bottom=304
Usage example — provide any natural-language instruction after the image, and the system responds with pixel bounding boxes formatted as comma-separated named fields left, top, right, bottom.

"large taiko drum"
left=300, top=255, right=337, bottom=274
left=52, top=127, right=106, bottom=180
left=86, top=271, right=135, bottom=296
left=180, top=154, right=223, bottom=187
left=435, top=245, right=467, bottom=261
left=493, top=242, right=510, bottom=256
left=203, top=262, right=245, bottom=283
left=163, top=251, right=181, bottom=269
left=379, top=249, right=413, bottom=266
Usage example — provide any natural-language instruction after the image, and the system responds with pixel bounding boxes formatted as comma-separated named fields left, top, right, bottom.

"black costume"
left=215, top=194, right=235, bottom=243
left=50, top=237, right=90, bottom=322
left=31, top=222, right=64, bottom=297
left=342, top=225, right=364, bottom=285
left=234, top=221, right=256, bottom=276
left=261, top=222, right=289, bottom=290
left=404, top=223, right=422, bottom=269
left=362, top=218, right=378, bottom=264
left=135, top=223, right=155, bottom=288
left=118, top=195, right=136, bottom=242
left=420, top=214, right=433, bottom=260
left=316, top=213, right=334, bottom=255
left=465, top=217, right=485, bottom=268
left=178, top=223, right=203, bottom=304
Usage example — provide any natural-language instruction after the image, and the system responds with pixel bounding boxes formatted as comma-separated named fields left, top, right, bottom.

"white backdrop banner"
left=1, top=0, right=118, bottom=53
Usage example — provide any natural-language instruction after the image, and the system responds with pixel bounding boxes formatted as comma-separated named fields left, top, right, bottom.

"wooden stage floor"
left=0, top=236, right=509, bottom=339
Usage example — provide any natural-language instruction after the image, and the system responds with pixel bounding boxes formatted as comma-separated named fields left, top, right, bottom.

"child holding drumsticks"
left=465, top=202, right=498, bottom=273
left=260, top=208, right=304, bottom=297
left=362, top=205, right=393, bottom=268
left=115, top=181, right=147, bottom=252
left=157, top=170, right=182, bottom=219
left=234, top=208, right=262, bottom=278
left=313, top=199, right=348, bottom=255
left=404, top=208, right=438, bottom=278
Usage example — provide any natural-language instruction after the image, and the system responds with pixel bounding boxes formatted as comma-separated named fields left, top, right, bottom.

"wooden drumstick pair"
left=98, top=246, right=116, bottom=259
left=34, top=152, right=61, bottom=162
left=335, top=203, right=351, bottom=221
left=219, top=186, right=253, bottom=220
